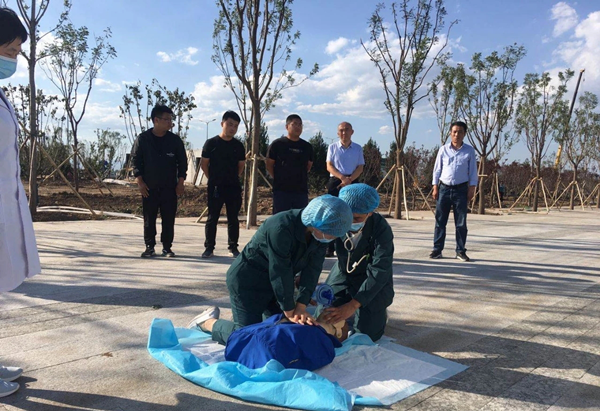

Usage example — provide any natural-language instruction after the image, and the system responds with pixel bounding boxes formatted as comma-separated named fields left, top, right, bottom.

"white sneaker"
left=0, top=380, right=19, bottom=398
left=0, top=365, right=22, bottom=382
left=186, top=307, right=220, bottom=329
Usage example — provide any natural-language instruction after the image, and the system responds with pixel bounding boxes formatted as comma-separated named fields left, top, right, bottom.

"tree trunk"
left=532, top=176, right=539, bottom=212
left=569, top=168, right=577, bottom=210
left=532, top=164, right=542, bottom=212
left=246, top=105, right=260, bottom=228
left=27, top=0, right=38, bottom=216
left=393, top=150, right=402, bottom=219
left=73, top=138, right=79, bottom=191
left=477, top=156, right=485, bottom=215
left=597, top=186, right=600, bottom=209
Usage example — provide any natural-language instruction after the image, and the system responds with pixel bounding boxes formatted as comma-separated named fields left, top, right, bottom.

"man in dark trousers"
left=200, top=111, right=246, bottom=259
left=430, top=121, right=478, bottom=262
left=131, top=104, right=187, bottom=258
left=266, top=114, right=313, bottom=214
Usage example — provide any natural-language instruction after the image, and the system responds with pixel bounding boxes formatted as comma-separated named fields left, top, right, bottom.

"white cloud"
left=552, top=10, right=600, bottom=91
left=550, top=2, right=579, bottom=37
left=156, top=47, right=199, bottom=66
left=379, top=125, right=392, bottom=135
left=94, top=78, right=122, bottom=93
left=325, top=37, right=350, bottom=54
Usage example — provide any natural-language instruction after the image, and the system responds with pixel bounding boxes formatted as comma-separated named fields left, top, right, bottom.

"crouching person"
left=321, top=184, right=395, bottom=342
left=190, top=195, right=353, bottom=346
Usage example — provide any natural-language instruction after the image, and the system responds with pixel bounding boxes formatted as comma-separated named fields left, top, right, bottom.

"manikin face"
left=337, top=123, right=353, bottom=146
left=450, top=125, right=466, bottom=148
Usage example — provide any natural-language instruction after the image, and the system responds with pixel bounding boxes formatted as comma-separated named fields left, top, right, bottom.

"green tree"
left=42, top=22, right=116, bottom=190
left=429, top=63, right=461, bottom=145
left=362, top=137, right=383, bottom=187
left=558, top=91, right=600, bottom=209
left=455, top=44, right=526, bottom=214
left=515, top=70, right=572, bottom=212
left=2, top=84, right=62, bottom=176
left=12, top=0, right=71, bottom=214
left=213, top=0, right=319, bottom=227
left=362, top=0, right=456, bottom=218
left=308, top=131, right=328, bottom=193
left=119, top=79, right=197, bottom=148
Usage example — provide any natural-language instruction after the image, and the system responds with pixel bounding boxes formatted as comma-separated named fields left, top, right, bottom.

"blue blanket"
left=148, top=318, right=467, bottom=410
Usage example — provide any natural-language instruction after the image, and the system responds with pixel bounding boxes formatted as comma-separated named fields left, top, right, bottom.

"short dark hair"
left=150, top=104, right=174, bottom=121
left=286, top=114, right=302, bottom=126
left=0, top=8, right=28, bottom=47
left=451, top=121, right=467, bottom=133
left=222, top=110, right=241, bottom=123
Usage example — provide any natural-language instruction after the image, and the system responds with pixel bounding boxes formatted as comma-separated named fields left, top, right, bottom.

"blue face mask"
left=0, top=56, right=17, bottom=79
left=312, top=231, right=334, bottom=243
left=350, top=222, right=365, bottom=231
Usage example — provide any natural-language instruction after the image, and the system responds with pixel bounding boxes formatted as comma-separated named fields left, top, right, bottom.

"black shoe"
left=228, top=248, right=240, bottom=258
left=201, top=249, right=214, bottom=259
left=325, top=249, right=334, bottom=258
left=162, top=248, right=175, bottom=258
left=456, top=251, right=470, bottom=262
left=429, top=249, right=442, bottom=259
left=141, top=246, right=156, bottom=258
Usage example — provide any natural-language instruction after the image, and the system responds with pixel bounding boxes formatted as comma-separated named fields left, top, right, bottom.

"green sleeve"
left=296, top=244, right=327, bottom=305
left=353, top=222, right=394, bottom=308
left=265, top=225, right=296, bottom=312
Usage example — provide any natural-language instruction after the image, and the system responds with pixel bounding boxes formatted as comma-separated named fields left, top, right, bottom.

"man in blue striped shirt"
left=430, top=121, right=478, bottom=262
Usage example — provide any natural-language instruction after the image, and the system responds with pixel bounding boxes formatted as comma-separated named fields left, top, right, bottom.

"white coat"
left=0, top=87, right=41, bottom=292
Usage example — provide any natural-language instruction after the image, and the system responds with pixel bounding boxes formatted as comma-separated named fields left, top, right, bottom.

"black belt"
left=440, top=181, right=468, bottom=188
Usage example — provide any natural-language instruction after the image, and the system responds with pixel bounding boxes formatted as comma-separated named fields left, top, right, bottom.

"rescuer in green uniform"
left=197, top=195, right=353, bottom=345
left=321, top=183, right=395, bottom=342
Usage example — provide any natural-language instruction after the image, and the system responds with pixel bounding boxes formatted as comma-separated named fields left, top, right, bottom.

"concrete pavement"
left=1, top=208, right=599, bottom=410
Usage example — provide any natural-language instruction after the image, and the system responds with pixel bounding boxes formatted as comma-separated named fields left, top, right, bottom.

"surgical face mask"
left=350, top=222, right=365, bottom=231
left=0, top=56, right=17, bottom=79
left=312, top=231, right=334, bottom=243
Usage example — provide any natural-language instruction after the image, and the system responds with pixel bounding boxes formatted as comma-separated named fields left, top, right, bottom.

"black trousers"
left=142, top=187, right=177, bottom=249
left=204, top=185, right=242, bottom=250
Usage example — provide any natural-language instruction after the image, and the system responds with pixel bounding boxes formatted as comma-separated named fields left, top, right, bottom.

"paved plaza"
left=1, top=208, right=599, bottom=410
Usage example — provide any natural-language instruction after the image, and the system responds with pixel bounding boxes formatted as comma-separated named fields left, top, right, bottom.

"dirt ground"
left=28, top=180, right=276, bottom=222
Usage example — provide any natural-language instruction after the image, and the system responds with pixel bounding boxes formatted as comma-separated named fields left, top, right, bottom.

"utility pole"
left=199, top=118, right=216, bottom=141
left=553, top=69, right=585, bottom=200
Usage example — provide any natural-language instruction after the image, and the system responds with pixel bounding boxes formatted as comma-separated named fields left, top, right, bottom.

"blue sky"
left=4, top=0, right=600, bottom=162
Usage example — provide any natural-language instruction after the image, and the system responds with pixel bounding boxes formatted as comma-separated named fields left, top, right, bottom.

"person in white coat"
left=0, top=7, right=41, bottom=397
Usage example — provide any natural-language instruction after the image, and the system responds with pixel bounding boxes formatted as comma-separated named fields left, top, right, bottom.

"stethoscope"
left=343, top=228, right=370, bottom=274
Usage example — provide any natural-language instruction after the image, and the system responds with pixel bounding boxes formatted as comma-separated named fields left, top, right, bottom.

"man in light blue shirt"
left=430, top=121, right=478, bottom=261
left=325, top=122, right=364, bottom=257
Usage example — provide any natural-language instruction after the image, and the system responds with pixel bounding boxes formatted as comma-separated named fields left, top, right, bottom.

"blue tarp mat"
left=148, top=318, right=467, bottom=410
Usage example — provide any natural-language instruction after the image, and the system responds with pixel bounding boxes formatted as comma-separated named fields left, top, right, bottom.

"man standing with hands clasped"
left=200, top=111, right=245, bottom=259
left=324, top=121, right=364, bottom=257
left=131, top=105, right=187, bottom=258
left=430, top=121, right=478, bottom=262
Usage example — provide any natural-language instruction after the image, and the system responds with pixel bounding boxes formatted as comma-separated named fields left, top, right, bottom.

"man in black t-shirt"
left=266, top=114, right=314, bottom=214
left=200, top=111, right=246, bottom=258
left=131, top=105, right=187, bottom=258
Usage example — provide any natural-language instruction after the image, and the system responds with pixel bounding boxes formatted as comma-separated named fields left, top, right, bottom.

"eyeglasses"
left=157, top=116, right=175, bottom=123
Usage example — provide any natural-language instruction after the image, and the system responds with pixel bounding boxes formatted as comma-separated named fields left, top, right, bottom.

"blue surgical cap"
left=339, top=183, right=380, bottom=214
left=301, top=195, right=353, bottom=237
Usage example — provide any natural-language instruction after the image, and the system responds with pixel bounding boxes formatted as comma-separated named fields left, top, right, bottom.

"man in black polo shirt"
left=266, top=114, right=313, bottom=214
left=131, top=105, right=187, bottom=258
left=200, top=111, right=246, bottom=258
